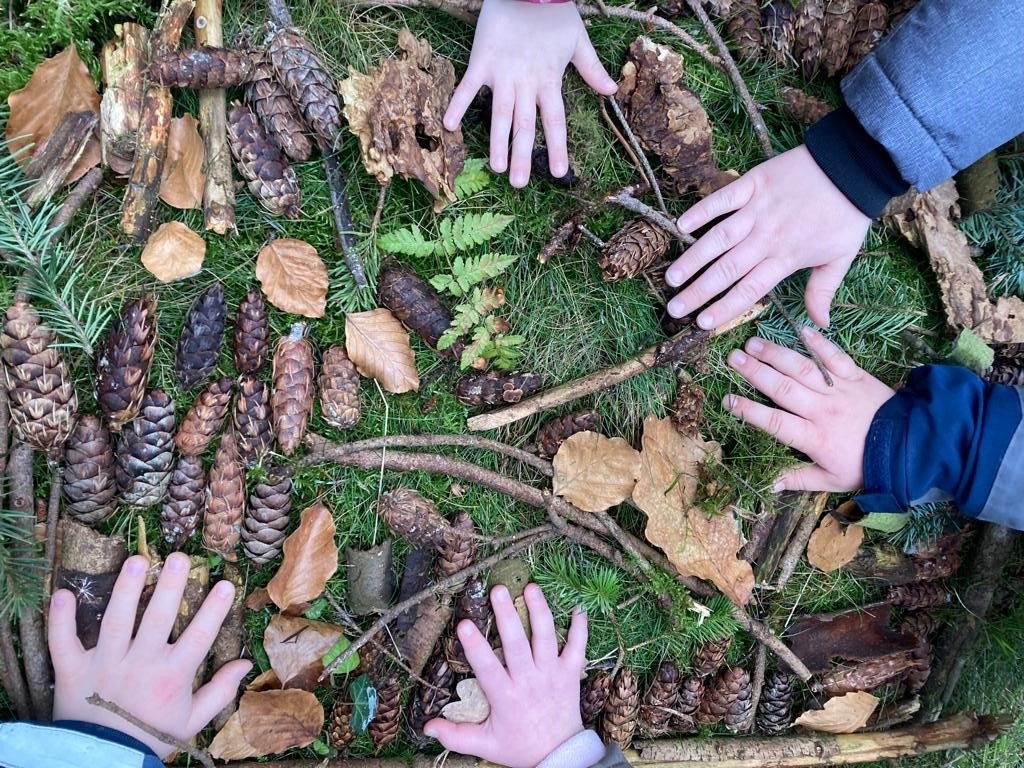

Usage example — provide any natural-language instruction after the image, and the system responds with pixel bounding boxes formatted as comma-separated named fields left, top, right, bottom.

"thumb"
left=804, top=259, right=850, bottom=328
left=572, top=37, right=617, bottom=95
left=424, top=719, right=490, bottom=756
left=774, top=464, right=837, bottom=493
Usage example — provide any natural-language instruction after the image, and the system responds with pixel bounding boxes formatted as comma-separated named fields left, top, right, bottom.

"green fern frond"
left=436, top=212, right=513, bottom=257
left=437, top=253, right=518, bottom=297
left=376, top=224, right=435, bottom=258
left=454, top=158, right=491, bottom=199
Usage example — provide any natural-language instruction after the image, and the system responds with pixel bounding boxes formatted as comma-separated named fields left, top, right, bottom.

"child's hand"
left=424, top=584, right=588, bottom=767
left=443, top=0, right=617, bottom=188
left=49, top=553, right=252, bottom=757
left=665, top=145, right=871, bottom=330
left=724, top=328, right=895, bottom=492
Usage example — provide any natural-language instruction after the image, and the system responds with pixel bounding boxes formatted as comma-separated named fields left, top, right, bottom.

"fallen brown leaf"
left=794, top=691, right=879, bottom=733
left=255, top=238, right=329, bottom=318
left=140, top=220, right=205, bottom=282
left=263, top=614, right=344, bottom=691
left=159, top=114, right=205, bottom=209
left=266, top=502, right=338, bottom=613
left=345, top=309, right=420, bottom=394
left=245, top=586, right=272, bottom=612
left=807, top=515, right=864, bottom=573
left=441, top=678, right=490, bottom=724
left=552, top=431, right=641, bottom=512
left=246, top=668, right=282, bottom=692
left=209, top=689, right=324, bottom=759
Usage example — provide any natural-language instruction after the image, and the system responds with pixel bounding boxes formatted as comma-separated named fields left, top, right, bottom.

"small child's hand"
left=724, top=328, right=895, bottom=492
left=443, top=0, right=617, bottom=188
left=666, top=145, right=871, bottom=330
left=424, top=584, right=588, bottom=767
left=49, top=553, right=252, bottom=757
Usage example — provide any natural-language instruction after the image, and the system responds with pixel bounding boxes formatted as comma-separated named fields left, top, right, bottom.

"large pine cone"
left=228, top=100, right=301, bottom=218
left=242, top=466, right=292, bottom=566
left=272, top=324, right=315, bottom=455
left=175, top=283, right=226, bottom=391
left=888, top=582, right=950, bottom=609
left=756, top=671, right=793, bottom=735
left=793, top=0, right=826, bottom=79
left=377, top=487, right=452, bottom=550
left=203, top=431, right=245, bottom=561
left=409, top=652, right=455, bottom=733
left=378, top=262, right=456, bottom=355
left=602, top=667, right=640, bottom=749
left=161, top=454, right=206, bottom=547
left=900, top=610, right=939, bottom=640
left=780, top=86, right=833, bottom=125
left=581, top=671, right=612, bottom=730
left=455, top=371, right=542, bottom=406
left=233, top=374, right=274, bottom=466
left=448, top=576, right=490, bottom=674
left=328, top=699, right=356, bottom=749
left=761, top=0, right=796, bottom=65
left=844, top=2, right=888, bottom=72
left=318, top=345, right=361, bottom=429
left=148, top=46, right=258, bottom=87
left=599, top=219, right=672, bottom=282
left=536, top=410, right=599, bottom=459
left=640, top=661, right=681, bottom=736
left=96, top=294, right=157, bottom=430
left=1, top=300, right=79, bottom=457
left=670, top=377, right=705, bottom=439
left=176, top=377, right=234, bottom=456
left=699, top=666, right=751, bottom=729
left=672, top=675, right=703, bottom=733
left=820, top=0, right=856, bottom=77
left=726, top=0, right=762, bottom=62
left=245, top=57, right=313, bottom=163
left=693, top=635, right=732, bottom=677
left=436, top=511, right=478, bottom=579
left=63, top=415, right=117, bottom=525
left=233, top=287, right=270, bottom=375
left=115, top=389, right=175, bottom=507
left=267, top=27, right=342, bottom=144
left=369, top=673, right=403, bottom=751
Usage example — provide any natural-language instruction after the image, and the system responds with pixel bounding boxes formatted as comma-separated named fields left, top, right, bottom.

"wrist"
left=536, top=729, right=606, bottom=768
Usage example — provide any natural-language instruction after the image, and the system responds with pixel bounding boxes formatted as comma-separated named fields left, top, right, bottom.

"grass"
left=0, top=0, right=1021, bottom=763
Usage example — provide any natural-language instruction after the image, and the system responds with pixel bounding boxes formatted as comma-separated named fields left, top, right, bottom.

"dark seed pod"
left=63, top=415, right=117, bottom=525
left=986, top=362, right=1024, bottom=387
left=176, top=377, right=234, bottom=457
left=161, top=454, right=206, bottom=547
left=531, top=146, right=579, bottom=188
left=640, top=661, right=681, bottom=736
left=843, top=2, right=888, bottom=72
left=820, top=650, right=918, bottom=695
left=271, top=323, right=315, bottom=455
left=762, top=0, right=796, bottom=65
left=793, top=0, right=826, bottom=79
left=409, top=652, right=454, bottom=734
left=378, top=262, right=456, bottom=356
left=369, top=673, right=402, bottom=751
left=602, top=667, right=640, bottom=749
left=203, top=430, right=245, bottom=561
left=96, top=294, right=157, bottom=430
left=780, top=86, right=834, bottom=125
left=233, top=287, right=270, bottom=375
left=536, top=410, right=600, bottom=459
left=318, top=345, right=361, bottom=429
left=228, top=100, right=301, bottom=218
left=726, top=0, right=762, bottom=62
left=900, top=610, right=939, bottom=641
left=175, top=283, right=227, bottom=391
left=599, top=219, right=673, bottom=282
left=377, top=487, right=452, bottom=550
left=756, top=671, right=793, bottom=735
left=242, top=466, right=292, bottom=566
left=148, top=46, right=258, bottom=88
left=455, top=371, right=542, bottom=406
left=672, top=675, right=703, bottom=733
left=114, top=389, right=176, bottom=508
left=233, top=374, right=274, bottom=466
left=244, top=57, right=313, bottom=163
left=581, top=671, right=612, bottom=730
left=699, top=665, right=750, bottom=728
left=436, top=511, right=478, bottom=579
left=694, top=635, right=732, bottom=677
left=267, top=27, right=342, bottom=144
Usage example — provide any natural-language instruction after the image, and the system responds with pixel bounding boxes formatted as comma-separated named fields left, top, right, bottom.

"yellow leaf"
left=807, top=515, right=864, bottom=573
left=345, top=309, right=420, bottom=394
left=255, top=238, right=328, bottom=318
left=159, top=115, right=205, bottom=209
left=140, top=221, right=205, bottom=282
left=794, top=691, right=879, bottom=734
left=552, top=431, right=641, bottom=512
left=266, top=502, right=338, bottom=613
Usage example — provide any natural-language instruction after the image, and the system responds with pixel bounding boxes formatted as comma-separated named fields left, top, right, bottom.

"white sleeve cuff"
left=536, top=730, right=607, bottom=768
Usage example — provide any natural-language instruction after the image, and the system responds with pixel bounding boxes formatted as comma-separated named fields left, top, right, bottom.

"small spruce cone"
left=369, top=674, right=403, bottom=751
left=161, top=454, right=206, bottom=547
left=761, top=0, right=796, bottom=65
left=581, top=671, right=612, bottom=730
left=176, top=377, right=234, bottom=456
left=640, top=661, right=681, bottom=736
left=267, top=27, right=342, bottom=144
left=149, top=46, right=257, bottom=88
left=319, top=346, right=361, bottom=429
left=986, top=362, right=1024, bottom=387
left=888, top=581, right=950, bottom=609
left=233, top=288, right=270, bottom=375
left=272, top=324, right=315, bottom=455
left=329, top=699, right=356, bottom=749
left=244, top=57, right=313, bottom=163
left=1, top=300, right=79, bottom=457
left=599, top=219, right=672, bottom=282
left=437, top=511, right=478, bottom=579
left=820, top=0, right=857, bottom=78
left=887, top=0, right=917, bottom=29
left=698, top=665, right=749, bottom=727
left=602, top=667, right=640, bottom=749
left=793, top=0, right=826, bottom=79
left=409, top=653, right=455, bottom=733
left=233, top=375, right=274, bottom=466
left=242, top=466, right=292, bottom=566
left=536, top=410, right=600, bottom=459
left=900, top=610, right=939, bottom=640
left=114, top=389, right=176, bottom=508
left=63, top=415, right=117, bottom=525
left=820, top=651, right=917, bottom=695
left=175, top=283, right=227, bottom=391
left=203, top=431, right=245, bottom=561
left=455, top=371, right=543, bottom=407
left=724, top=667, right=753, bottom=732
left=726, top=0, right=762, bottom=62
left=96, top=294, right=157, bottom=430
left=448, top=576, right=490, bottom=674
left=780, top=86, right=834, bottom=125
left=377, top=487, right=452, bottom=550
left=670, top=377, right=705, bottom=439
left=378, top=262, right=457, bottom=356
left=672, top=675, right=703, bottom=733
left=905, top=641, right=931, bottom=693
left=693, top=635, right=732, bottom=677
left=843, top=2, right=888, bottom=72
left=756, top=671, right=793, bottom=735
left=228, top=101, right=301, bottom=218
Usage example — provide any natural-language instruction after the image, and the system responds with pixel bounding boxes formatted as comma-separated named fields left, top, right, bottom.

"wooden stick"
left=194, top=0, right=235, bottom=234
left=44, top=459, right=63, bottom=590
left=100, top=22, right=150, bottom=176
left=537, top=212, right=582, bottom=264
left=732, top=604, right=815, bottom=685
left=50, top=167, right=104, bottom=237
left=0, top=376, right=9, bottom=485
left=607, top=95, right=667, bottom=216
left=744, top=644, right=767, bottom=732
left=323, top=147, right=369, bottom=288
left=775, top=492, right=828, bottom=590
left=23, top=111, right=98, bottom=209
left=0, top=617, right=32, bottom=720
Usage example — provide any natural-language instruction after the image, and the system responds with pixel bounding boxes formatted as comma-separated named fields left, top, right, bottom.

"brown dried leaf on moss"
left=552, top=431, right=641, bottom=512
left=140, top=221, right=205, bottom=283
left=266, top=502, right=338, bottom=613
left=345, top=309, right=419, bottom=394
left=794, top=691, right=878, bottom=733
left=807, top=515, right=864, bottom=573
left=209, top=689, right=324, bottom=759
left=158, top=114, right=205, bottom=209
left=263, top=614, right=344, bottom=691
left=338, top=28, right=465, bottom=211
left=256, top=239, right=328, bottom=318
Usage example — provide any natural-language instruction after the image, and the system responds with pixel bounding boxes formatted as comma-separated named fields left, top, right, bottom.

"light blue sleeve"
left=0, top=722, right=161, bottom=768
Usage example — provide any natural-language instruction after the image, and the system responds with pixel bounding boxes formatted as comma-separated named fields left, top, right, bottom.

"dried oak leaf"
left=552, top=431, right=641, bottom=513
left=345, top=309, right=419, bottom=394
left=338, top=28, right=466, bottom=211
left=158, top=114, right=205, bottom=209
left=633, top=416, right=753, bottom=606
left=264, top=614, right=344, bottom=691
left=209, top=689, right=324, bottom=759
left=794, top=691, right=879, bottom=734
left=266, top=502, right=338, bottom=613
left=256, top=238, right=328, bottom=318
left=140, top=221, right=205, bottom=283
left=441, top=678, right=491, bottom=724
left=6, top=45, right=100, bottom=183
left=807, top=515, right=864, bottom=573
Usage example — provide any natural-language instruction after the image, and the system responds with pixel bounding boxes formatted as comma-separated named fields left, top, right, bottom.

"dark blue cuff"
left=52, top=720, right=159, bottom=758
left=805, top=105, right=910, bottom=218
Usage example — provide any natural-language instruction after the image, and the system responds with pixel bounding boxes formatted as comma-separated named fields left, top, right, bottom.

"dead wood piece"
left=56, top=519, right=128, bottom=649
left=786, top=602, right=918, bottom=675
left=537, top=213, right=582, bottom=264
left=345, top=541, right=396, bottom=616
left=101, top=22, right=150, bottom=176
left=954, top=150, right=999, bottom=216
left=754, top=492, right=806, bottom=580
left=775, top=491, right=828, bottom=589
left=24, top=111, right=98, bottom=209
left=50, top=167, right=104, bottom=237
left=322, top=149, right=369, bottom=288
left=210, top=562, right=244, bottom=730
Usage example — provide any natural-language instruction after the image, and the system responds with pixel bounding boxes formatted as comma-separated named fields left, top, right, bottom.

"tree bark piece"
left=23, top=111, right=98, bottom=209
left=954, top=151, right=1000, bottom=216
left=101, top=22, right=151, bottom=176
left=55, top=519, right=128, bottom=650
left=775, top=492, right=828, bottom=589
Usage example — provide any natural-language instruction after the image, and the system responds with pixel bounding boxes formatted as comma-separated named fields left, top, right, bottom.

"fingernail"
left=668, top=297, right=685, bottom=317
left=167, top=554, right=188, bottom=573
left=772, top=479, right=786, bottom=493
left=458, top=620, right=475, bottom=639
left=215, top=580, right=235, bottom=598
left=697, top=312, right=714, bottom=330
left=722, top=394, right=736, bottom=411
left=492, top=586, right=511, bottom=604
left=746, top=337, right=763, bottom=353
left=423, top=725, right=437, bottom=738
left=665, top=269, right=681, bottom=288
left=677, top=214, right=694, bottom=233
left=801, top=326, right=816, bottom=340
left=52, top=591, right=67, bottom=608
left=573, top=604, right=586, bottom=615
left=729, top=350, right=747, bottom=366
left=126, top=557, right=146, bottom=576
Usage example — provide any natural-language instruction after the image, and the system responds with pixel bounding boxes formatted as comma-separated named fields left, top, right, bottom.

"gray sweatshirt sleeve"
left=842, top=0, right=1024, bottom=191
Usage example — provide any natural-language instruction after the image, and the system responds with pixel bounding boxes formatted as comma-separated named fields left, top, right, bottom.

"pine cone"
left=761, top=0, right=796, bottom=65
left=1, top=300, right=79, bottom=457
left=699, top=666, right=750, bottom=728
left=409, top=652, right=454, bottom=733
left=904, top=641, right=931, bottom=693
left=161, top=454, right=206, bottom=547
left=377, top=487, right=452, bottom=550
left=175, top=283, right=227, bottom=391
left=672, top=675, right=703, bottom=733
left=780, top=86, right=833, bottom=124
left=233, top=287, right=270, bottom=375
left=319, top=345, right=361, bottom=429
left=378, top=262, right=457, bottom=356
left=670, top=377, right=705, bottom=439
left=63, top=415, right=117, bottom=525
left=436, top=511, right=478, bottom=579
left=203, top=431, right=245, bottom=561
left=900, top=610, right=939, bottom=640
left=581, top=671, right=612, bottom=730
left=640, top=661, right=681, bottom=736
left=820, top=0, right=856, bottom=78
left=228, top=101, right=301, bottom=218
left=986, top=362, right=1024, bottom=387
left=267, top=27, right=342, bottom=144
left=536, top=410, right=599, bottom=459
left=96, top=294, right=157, bottom=430
left=843, top=2, right=888, bottom=72
left=369, top=673, right=403, bottom=751
left=694, top=635, right=732, bottom=677
left=820, top=651, right=917, bottom=695
left=148, top=46, right=258, bottom=88
left=272, top=324, right=315, bottom=455
left=115, top=389, right=175, bottom=508
left=233, top=374, right=273, bottom=466
left=599, top=219, right=672, bottom=282
left=888, top=582, right=950, bottom=609
left=756, top=671, right=793, bottom=735
left=602, top=667, right=640, bottom=749
left=887, top=0, right=917, bottom=29
left=329, top=699, right=356, bottom=749
left=244, top=57, right=313, bottom=162
left=793, top=0, right=826, bottom=79
left=455, top=371, right=543, bottom=406
left=726, top=0, right=762, bottom=62
left=176, top=377, right=234, bottom=456
left=448, top=576, right=490, bottom=674
left=242, top=466, right=292, bottom=566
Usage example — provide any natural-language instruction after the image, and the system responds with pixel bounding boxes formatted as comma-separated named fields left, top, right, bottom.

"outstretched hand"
left=49, top=552, right=251, bottom=758
left=665, top=145, right=871, bottom=330
left=443, top=0, right=617, bottom=188
left=425, top=584, right=588, bottom=768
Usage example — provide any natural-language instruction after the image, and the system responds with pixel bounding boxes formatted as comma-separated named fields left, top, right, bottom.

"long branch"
left=86, top=693, right=214, bottom=768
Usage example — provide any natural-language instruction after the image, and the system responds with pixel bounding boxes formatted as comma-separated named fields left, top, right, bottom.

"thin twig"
left=0, top=617, right=31, bottom=719
left=44, top=459, right=63, bottom=589
left=370, top=182, right=388, bottom=237
left=0, top=377, right=9, bottom=485
left=599, top=99, right=645, bottom=180
left=775, top=492, right=827, bottom=591
left=607, top=96, right=667, bottom=216
left=577, top=225, right=607, bottom=250
left=50, top=167, right=103, bottom=239
left=732, top=605, right=815, bottom=685
left=745, top=644, right=767, bottom=732
left=768, top=294, right=833, bottom=387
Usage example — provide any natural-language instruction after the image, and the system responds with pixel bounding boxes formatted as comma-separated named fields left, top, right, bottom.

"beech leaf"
left=209, top=689, right=324, bottom=759
left=263, top=615, right=345, bottom=690
left=345, top=309, right=420, bottom=394
left=140, top=221, right=205, bottom=282
left=159, top=114, right=205, bottom=209
left=551, top=431, right=641, bottom=512
left=6, top=45, right=101, bottom=183
left=255, top=238, right=329, bottom=318
left=266, top=502, right=338, bottom=613
left=794, top=691, right=879, bottom=734
left=442, top=678, right=491, bottom=724
left=807, top=515, right=865, bottom=573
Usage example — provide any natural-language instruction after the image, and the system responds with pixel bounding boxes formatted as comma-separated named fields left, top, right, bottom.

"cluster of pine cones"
left=985, top=343, right=1024, bottom=387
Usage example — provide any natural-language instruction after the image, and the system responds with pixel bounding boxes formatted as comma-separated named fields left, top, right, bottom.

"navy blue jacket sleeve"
left=855, top=365, right=1024, bottom=527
